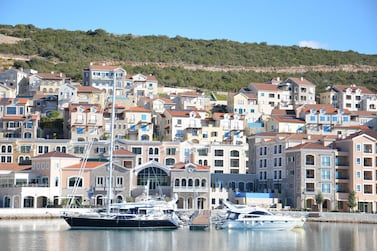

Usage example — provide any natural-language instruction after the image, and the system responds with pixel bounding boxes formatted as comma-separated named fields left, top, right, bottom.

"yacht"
left=62, top=72, right=180, bottom=230
left=218, top=201, right=305, bottom=231
left=63, top=197, right=181, bottom=229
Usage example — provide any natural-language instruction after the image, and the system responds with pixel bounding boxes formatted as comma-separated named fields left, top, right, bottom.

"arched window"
left=1, top=145, right=5, bottom=153
left=7, top=145, right=12, bottom=153
left=175, top=179, right=180, bottom=187
left=230, top=150, right=239, bottom=157
left=182, top=179, right=187, bottom=187
left=68, top=177, right=83, bottom=187
left=201, top=179, right=207, bottom=187
left=149, top=147, right=154, bottom=154
left=154, top=148, right=159, bottom=155
left=306, top=155, right=315, bottom=165
left=195, top=179, right=200, bottom=187
left=188, top=179, right=193, bottom=187
left=136, top=166, right=169, bottom=186
left=204, top=160, right=208, bottom=165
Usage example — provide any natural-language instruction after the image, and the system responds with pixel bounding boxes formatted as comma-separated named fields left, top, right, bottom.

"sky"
left=1, top=0, right=377, bottom=55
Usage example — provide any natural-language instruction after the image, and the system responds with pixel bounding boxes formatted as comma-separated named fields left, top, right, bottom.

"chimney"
left=301, top=76, right=304, bottom=81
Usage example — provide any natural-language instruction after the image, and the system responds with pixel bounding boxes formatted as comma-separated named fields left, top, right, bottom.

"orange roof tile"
left=0, top=163, right=32, bottom=171
left=33, top=151, right=79, bottom=159
left=249, top=82, right=280, bottom=91
left=64, top=162, right=107, bottom=169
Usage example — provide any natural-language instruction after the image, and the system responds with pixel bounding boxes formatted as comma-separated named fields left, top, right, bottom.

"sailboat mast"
left=107, top=70, right=116, bottom=214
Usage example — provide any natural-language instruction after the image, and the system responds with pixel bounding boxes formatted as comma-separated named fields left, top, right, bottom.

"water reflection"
left=0, top=220, right=376, bottom=251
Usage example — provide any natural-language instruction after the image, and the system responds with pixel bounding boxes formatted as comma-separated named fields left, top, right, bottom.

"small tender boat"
left=218, top=201, right=305, bottom=231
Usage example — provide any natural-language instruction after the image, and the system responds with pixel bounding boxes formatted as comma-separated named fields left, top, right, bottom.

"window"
left=306, top=169, right=314, bottom=179
left=132, top=147, right=142, bottom=154
left=197, top=148, right=208, bottom=156
left=165, top=158, right=175, bottom=166
left=214, top=160, right=223, bottom=167
left=363, top=144, right=372, bottom=153
left=356, top=171, right=361, bottom=179
left=116, top=176, right=123, bottom=187
left=166, top=148, right=176, bottom=155
left=74, top=146, right=85, bottom=154
left=356, top=184, right=361, bottom=192
left=306, top=155, right=315, bottom=165
left=321, top=183, right=331, bottom=193
left=321, top=156, right=331, bottom=167
left=230, top=150, right=239, bottom=157
left=356, top=158, right=361, bottom=165
left=6, top=107, right=17, bottom=115
left=214, top=150, right=224, bottom=156
left=68, top=177, right=82, bottom=187
left=230, top=159, right=239, bottom=167
left=321, top=169, right=330, bottom=180
left=20, top=145, right=31, bottom=153
left=356, top=144, right=361, bottom=152
left=96, top=176, right=104, bottom=187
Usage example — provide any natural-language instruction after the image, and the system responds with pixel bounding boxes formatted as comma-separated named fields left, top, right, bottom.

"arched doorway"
left=306, top=198, right=315, bottom=210
left=96, top=195, right=104, bottom=206
left=3, top=196, right=11, bottom=208
left=323, top=199, right=331, bottom=212
left=187, top=197, right=193, bottom=209
left=177, top=197, right=184, bottom=209
left=196, top=197, right=206, bottom=210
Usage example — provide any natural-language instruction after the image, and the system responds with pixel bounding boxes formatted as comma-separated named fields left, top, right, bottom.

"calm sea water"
left=0, top=219, right=376, bottom=251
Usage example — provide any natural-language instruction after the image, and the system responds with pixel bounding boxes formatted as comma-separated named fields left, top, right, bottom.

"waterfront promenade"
left=1, top=208, right=377, bottom=224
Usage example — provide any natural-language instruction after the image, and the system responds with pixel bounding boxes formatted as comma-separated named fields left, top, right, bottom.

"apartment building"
left=334, top=130, right=377, bottom=213
left=123, top=106, right=153, bottom=141
left=28, top=72, right=70, bottom=96
left=0, top=67, right=29, bottom=96
left=171, top=162, right=211, bottom=210
left=63, top=103, right=104, bottom=141
left=0, top=98, right=39, bottom=140
left=284, top=142, right=337, bottom=211
left=320, top=84, right=377, bottom=111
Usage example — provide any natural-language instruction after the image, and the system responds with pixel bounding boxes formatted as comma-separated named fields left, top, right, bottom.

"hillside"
left=1, top=24, right=377, bottom=93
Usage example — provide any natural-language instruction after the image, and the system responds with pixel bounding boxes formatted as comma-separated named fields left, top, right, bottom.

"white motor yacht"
left=218, top=201, right=305, bottom=231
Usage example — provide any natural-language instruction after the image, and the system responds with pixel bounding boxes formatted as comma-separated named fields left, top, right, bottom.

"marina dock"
left=189, top=210, right=211, bottom=230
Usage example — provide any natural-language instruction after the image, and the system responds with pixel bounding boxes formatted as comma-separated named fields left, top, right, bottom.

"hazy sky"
left=1, top=0, right=376, bottom=55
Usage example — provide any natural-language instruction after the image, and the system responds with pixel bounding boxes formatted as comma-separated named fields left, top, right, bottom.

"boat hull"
left=63, top=216, right=179, bottom=230
left=219, top=218, right=302, bottom=231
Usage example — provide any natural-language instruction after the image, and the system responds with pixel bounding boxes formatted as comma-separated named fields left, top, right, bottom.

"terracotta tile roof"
left=154, top=97, right=176, bottom=104
left=0, top=98, right=28, bottom=104
left=178, top=91, right=201, bottom=97
left=286, top=77, right=315, bottom=86
left=37, top=73, right=66, bottom=80
left=33, top=151, right=79, bottom=159
left=165, top=110, right=192, bottom=117
left=342, top=130, right=377, bottom=140
left=172, top=162, right=210, bottom=170
left=0, top=163, right=32, bottom=171
left=333, top=85, right=375, bottom=94
left=63, top=161, right=108, bottom=169
left=301, top=104, right=351, bottom=114
left=76, top=85, right=103, bottom=93
left=286, top=142, right=331, bottom=151
left=212, top=112, right=244, bottom=120
left=68, top=103, right=102, bottom=112
left=1, top=116, right=25, bottom=120
left=350, top=111, right=377, bottom=117
left=249, top=83, right=279, bottom=91
left=125, top=106, right=151, bottom=112
left=114, top=149, right=135, bottom=155
left=272, top=115, right=305, bottom=123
